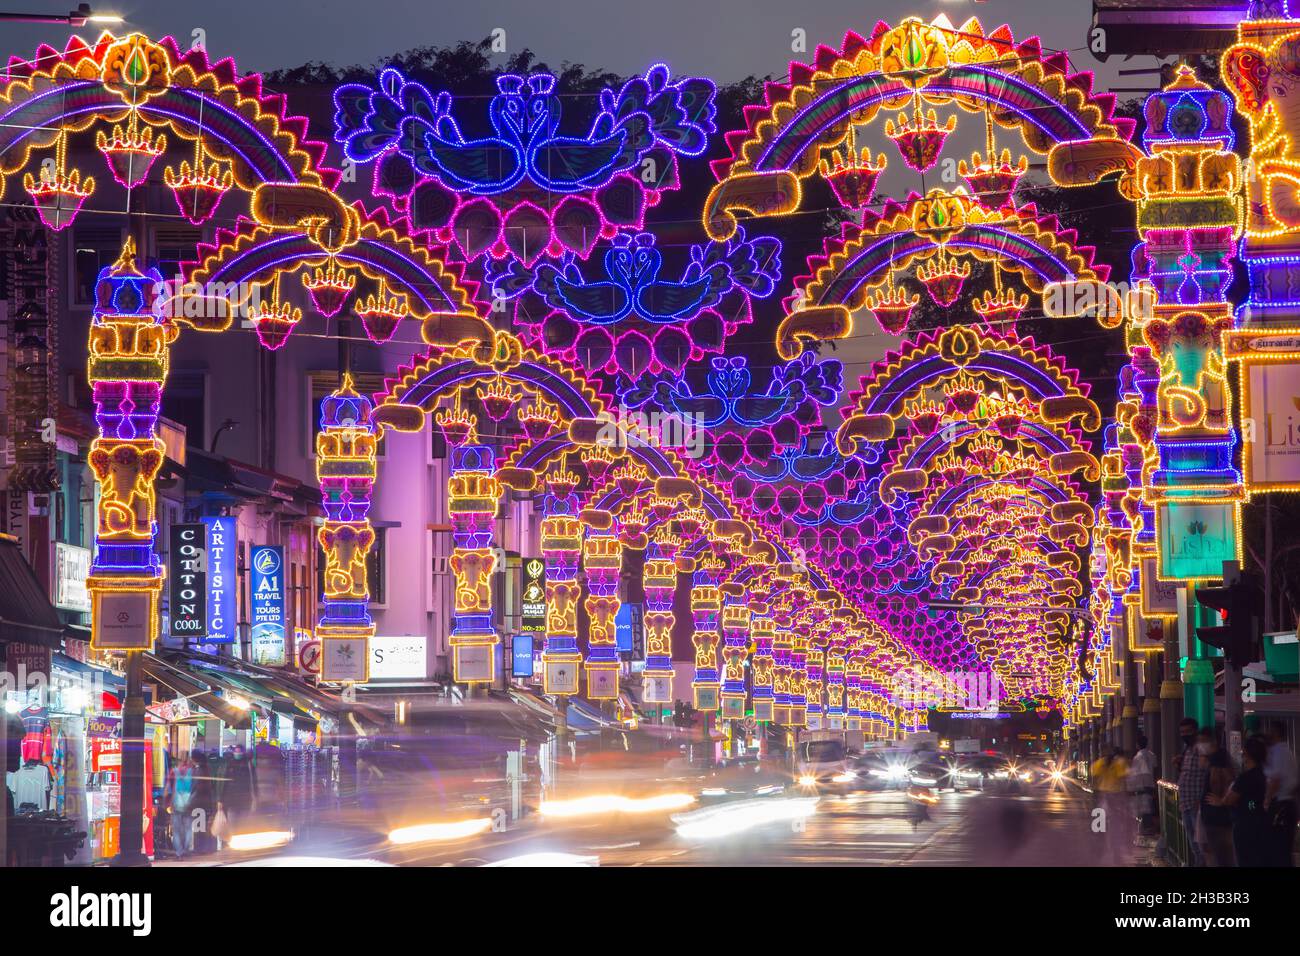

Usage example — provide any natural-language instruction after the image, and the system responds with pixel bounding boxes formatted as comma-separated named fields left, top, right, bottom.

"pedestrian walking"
left=166, top=750, right=198, bottom=860
left=1175, top=718, right=1206, bottom=866
left=1263, top=722, right=1297, bottom=866
left=1198, top=730, right=1235, bottom=867
left=1208, top=736, right=1271, bottom=867
left=1128, top=736, right=1158, bottom=836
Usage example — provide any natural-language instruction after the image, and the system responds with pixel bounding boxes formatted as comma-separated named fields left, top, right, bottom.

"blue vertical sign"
left=512, top=634, right=534, bottom=677
left=249, top=545, right=288, bottom=666
left=203, top=517, right=237, bottom=644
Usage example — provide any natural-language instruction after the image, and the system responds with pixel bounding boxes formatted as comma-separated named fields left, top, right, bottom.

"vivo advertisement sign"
left=250, top=545, right=288, bottom=667
left=203, top=517, right=237, bottom=644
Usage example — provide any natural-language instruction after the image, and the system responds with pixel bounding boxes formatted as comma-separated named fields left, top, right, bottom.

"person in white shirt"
left=1128, top=736, right=1158, bottom=835
left=1264, top=722, right=1297, bottom=866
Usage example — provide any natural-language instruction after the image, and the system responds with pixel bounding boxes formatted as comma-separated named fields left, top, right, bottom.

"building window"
left=163, top=370, right=207, bottom=450
left=153, top=225, right=204, bottom=286
left=73, top=225, right=125, bottom=305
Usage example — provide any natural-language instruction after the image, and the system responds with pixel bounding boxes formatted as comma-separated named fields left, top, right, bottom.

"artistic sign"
left=203, top=517, right=236, bottom=643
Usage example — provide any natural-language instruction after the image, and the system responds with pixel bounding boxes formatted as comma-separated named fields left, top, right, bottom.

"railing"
left=1158, top=780, right=1185, bottom=867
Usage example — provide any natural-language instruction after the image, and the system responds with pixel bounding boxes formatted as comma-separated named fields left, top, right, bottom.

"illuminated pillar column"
left=773, top=604, right=794, bottom=726
left=719, top=585, right=750, bottom=720
left=582, top=513, right=622, bottom=700
left=805, top=644, right=825, bottom=729
left=845, top=660, right=863, bottom=732
left=86, top=240, right=169, bottom=652
left=316, top=374, right=380, bottom=681
left=540, top=466, right=583, bottom=696
left=448, top=443, right=501, bottom=684
left=790, top=622, right=809, bottom=728
left=690, top=554, right=723, bottom=712
left=750, top=594, right=775, bottom=723
left=641, top=528, right=679, bottom=706
left=825, top=643, right=846, bottom=730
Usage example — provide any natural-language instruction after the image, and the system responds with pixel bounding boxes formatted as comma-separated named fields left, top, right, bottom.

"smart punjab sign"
left=249, top=545, right=288, bottom=666
left=168, top=524, right=206, bottom=638
left=520, top=557, right=547, bottom=632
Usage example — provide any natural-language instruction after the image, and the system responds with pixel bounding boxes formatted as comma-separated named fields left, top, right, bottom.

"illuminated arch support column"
left=690, top=554, right=724, bottom=712
left=805, top=643, right=825, bottom=730
left=790, top=621, right=809, bottom=729
left=825, top=643, right=847, bottom=731
left=719, top=585, right=750, bottom=720
left=845, top=656, right=864, bottom=732
left=86, top=240, right=169, bottom=652
left=749, top=596, right=776, bottom=723
left=582, top=514, right=622, bottom=700
left=448, top=444, right=502, bottom=684
left=540, top=466, right=583, bottom=696
left=772, top=601, right=795, bottom=726
left=641, top=530, right=679, bottom=706
left=316, top=375, right=381, bottom=681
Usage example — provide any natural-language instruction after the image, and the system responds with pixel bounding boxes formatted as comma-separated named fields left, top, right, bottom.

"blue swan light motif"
left=334, top=64, right=716, bottom=196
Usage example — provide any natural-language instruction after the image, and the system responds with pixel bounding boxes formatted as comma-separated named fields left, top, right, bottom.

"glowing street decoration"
left=86, top=239, right=167, bottom=651
left=449, top=443, right=502, bottom=684
left=582, top=518, right=622, bottom=699
left=690, top=554, right=723, bottom=711
left=641, top=529, right=679, bottom=704
left=720, top=587, right=750, bottom=719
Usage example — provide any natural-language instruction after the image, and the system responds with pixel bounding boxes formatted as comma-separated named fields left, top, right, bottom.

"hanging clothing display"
left=8, top=761, right=52, bottom=812
left=20, top=704, right=51, bottom=763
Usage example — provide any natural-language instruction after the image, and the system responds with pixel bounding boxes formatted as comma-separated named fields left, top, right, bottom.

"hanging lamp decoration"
left=250, top=272, right=301, bottom=351
left=518, top=398, right=559, bottom=442
left=96, top=109, right=165, bottom=189
left=819, top=122, right=887, bottom=210
left=477, top=376, right=517, bottom=422
left=24, top=129, right=94, bottom=231
left=435, top=393, right=476, bottom=448
left=164, top=134, right=234, bottom=226
left=916, top=250, right=971, bottom=307
left=354, top=280, right=409, bottom=344
left=302, top=258, right=356, bottom=319
left=866, top=266, right=919, bottom=334
left=884, top=98, right=956, bottom=173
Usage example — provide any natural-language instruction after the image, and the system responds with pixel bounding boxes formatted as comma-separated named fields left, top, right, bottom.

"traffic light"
left=1195, top=571, right=1264, bottom=668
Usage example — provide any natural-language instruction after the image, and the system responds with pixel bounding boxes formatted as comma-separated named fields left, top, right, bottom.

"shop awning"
left=567, top=698, right=622, bottom=732
left=0, top=535, right=65, bottom=649
left=140, top=654, right=252, bottom=729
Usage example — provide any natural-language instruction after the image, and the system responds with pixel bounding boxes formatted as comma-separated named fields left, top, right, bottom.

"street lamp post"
left=0, top=5, right=121, bottom=25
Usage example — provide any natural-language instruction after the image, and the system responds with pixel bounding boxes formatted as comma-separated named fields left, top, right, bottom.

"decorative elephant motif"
left=88, top=439, right=163, bottom=540
left=318, top=523, right=374, bottom=600
left=545, top=580, right=581, bottom=634
left=450, top=547, right=496, bottom=614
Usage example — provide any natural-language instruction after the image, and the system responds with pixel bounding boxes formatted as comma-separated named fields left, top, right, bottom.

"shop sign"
left=1139, top=556, right=1180, bottom=618
left=167, top=524, right=206, bottom=636
left=520, top=557, right=546, bottom=632
left=616, top=603, right=644, bottom=657
left=54, top=542, right=91, bottom=613
left=321, top=637, right=368, bottom=682
left=1156, top=501, right=1240, bottom=581
left=203, top=517, right=237, bottom=643
left=511, top=633, right=535, bottom=678
left=249, top=545, right=287, bottom=666
left=87, top=715, right=120, bottom=738
left=147, top=697, right=191, bottom=722
left=369, top=635, right=427, bottom=680
left=92, top=590, right=154, bottom=650
left=455, top=643, right=495, bottom=683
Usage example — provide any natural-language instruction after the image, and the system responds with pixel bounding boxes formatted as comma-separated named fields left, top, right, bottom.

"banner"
left=512, top=633, right=534, bottom=678
left=1155, top=500, right=1240, bottom=581
left=249, top=545, right=287, bottom=666
left=168, top=524, right=206, bottom=638
left=520, top=557, right=546, bottom=632
left=54, top=541, right=91, bottom=613
left=203, top=516, right=236, bottom=643
left=616, top=603, right=644, bottom=658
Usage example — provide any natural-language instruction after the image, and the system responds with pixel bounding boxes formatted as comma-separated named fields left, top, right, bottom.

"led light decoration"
left=916, top=251, right=971, bottom=307
left=249, top=275, right=302, bottom=351
left=959, top=148, right=1028, bottom=211
left=749, top=588, right=776, bottom=722
left=334, top=64, right=716, bottom=263
left=354, top=282, right=410, bottom=345
left=449, top=444, right=502, bottom=683
left=539, top=466, right=584, bottom=695
left=164, top=144, right=234, bottom=226
left=477, top=376, right=517, bottom=423
left=96, top=111, right=165, bottom=189
left=302, top=259, right=356, bottom=319
left=690, top=553, right=724, bottom=711
left=641, top=529, right=680, bottom=704
left=24, top=130, right=94, bottom=231
left=866, top=281, right=919, bottom=335
left=316, top=374, right=380, bottom=680
left=819, top=132, right=887, bottom=210
left=582, top=519, right=622, bottom=699
left=720, top=588, right=751, bottom=719
left=86, top=239, right=168, bottom=650
left=885, top=106, right=956, bottom=173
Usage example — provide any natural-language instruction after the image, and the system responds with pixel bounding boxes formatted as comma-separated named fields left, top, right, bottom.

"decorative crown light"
left=24, top=131, right=93, bottom=231
left=164, top=156, right=233, bottom=226
left=916, top=253, right=971, bottom=307
left=967, top=434, right=1003, bottom=470
left=865, top=283, right=920, bottom=335
left=944, top=371, right=983, bottom=414
left=989, top=392, right=1035, bottom=439
left=250, top=296, right=301, bottom=351
left=958, top=148, right=1028, bottom=210
left=519, top=399, right=559, bottom=442
left=934, top=450, right=968, bottom=486
left=972, top=287, right=1030, bottom=336
left=884, top=107, right=956, bottom=173
left=905, top=397, right=944, bottom=436
left=613, top=460, right=648, bottom=498
left=580, top=444, right=616, bottom=482
left=649, top=495, right=679, bottom=522
left=96, top=116, right=165, bottom=189
left=477, top=376, right=517, bottom=422
left=435, top=401, right=476, bottom=448
left=302, top=260, right=356, bottom=318
left=546, top=465, right=581, bottom=498
left=354, top=284, right=409, bottom=344
left=819, top=144, right=887, bottom=210
left=676, top=507, right=706, bottom=539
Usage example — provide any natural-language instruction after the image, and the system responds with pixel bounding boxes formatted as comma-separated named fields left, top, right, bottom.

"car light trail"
left=671, top=797, right=819, bottom=840
left=388, top=817, right=494, bottom=844
left=227, top=831, right=294, bottom=851
left=538, top=793, right=696, bottom=818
